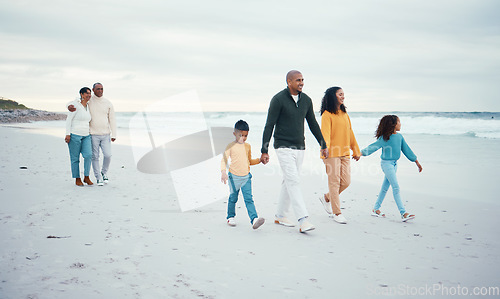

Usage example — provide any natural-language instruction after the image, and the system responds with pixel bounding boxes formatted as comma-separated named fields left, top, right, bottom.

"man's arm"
left=305, top=101, right=327, bottom=150
left=261, top=97, right=281, bottom=154
left=108, top=102, right=117, bottom=141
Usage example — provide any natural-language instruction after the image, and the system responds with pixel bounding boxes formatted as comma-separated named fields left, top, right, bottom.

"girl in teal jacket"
left=361, top=115, right=422, bottom=222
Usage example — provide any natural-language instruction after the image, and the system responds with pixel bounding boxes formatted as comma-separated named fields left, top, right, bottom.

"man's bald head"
left=286, top=70, right=304, bottom=95
left=286, top=70, right=302, bottom=83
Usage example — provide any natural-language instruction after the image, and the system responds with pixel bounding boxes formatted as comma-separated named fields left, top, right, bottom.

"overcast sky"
left=1, top=0, right=499, bottom=112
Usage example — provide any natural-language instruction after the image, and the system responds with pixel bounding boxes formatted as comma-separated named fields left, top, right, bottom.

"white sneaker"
left=274, top=217, right=295, bottom=227
left=333, top=214, right=347, bottom=224
left=252, top=217, right=265, bottom=229
left=97, top=179, right=104, bottom=186
left=227, top=218, right=236, bottom=226
left=299, top=220, right=315, bottom=233
left=318, top=194, right=333, bottom=214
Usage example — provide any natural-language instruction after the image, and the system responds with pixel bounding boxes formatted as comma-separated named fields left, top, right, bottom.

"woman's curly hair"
left=376, top=115, right=399, bottom=141
left=320, top=86, right=346, bottom=115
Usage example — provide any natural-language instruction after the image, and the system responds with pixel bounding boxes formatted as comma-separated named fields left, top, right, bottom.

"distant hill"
left=0, top=97, right=29, bottom=110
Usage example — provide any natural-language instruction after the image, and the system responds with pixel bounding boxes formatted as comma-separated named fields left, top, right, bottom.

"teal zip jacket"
left=361, top=133, right=417, bottom=162
left=261, top=88, right=326, bottom=153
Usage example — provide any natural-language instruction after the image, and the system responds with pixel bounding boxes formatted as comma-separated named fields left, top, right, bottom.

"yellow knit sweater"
left=221, top=142, right=260, bottom=176
left=320, top=110, right=360, bottom=158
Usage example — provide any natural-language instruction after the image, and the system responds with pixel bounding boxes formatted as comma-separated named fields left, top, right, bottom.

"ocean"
left=118, top=111, right=500, bottom=141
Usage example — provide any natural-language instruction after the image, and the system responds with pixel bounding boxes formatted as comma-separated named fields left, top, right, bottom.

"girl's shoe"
left=371, top=210, right=386, bottom=217
left=75, top=178, right=84, bottom=186
left=401, top=213, right=415, bottom=222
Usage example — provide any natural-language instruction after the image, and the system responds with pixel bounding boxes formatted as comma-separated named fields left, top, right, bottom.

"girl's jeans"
left=374, top=160, right=406, bottom=215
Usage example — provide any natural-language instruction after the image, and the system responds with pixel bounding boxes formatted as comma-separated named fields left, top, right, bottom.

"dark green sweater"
left=261, top=88, right=326, bottom=153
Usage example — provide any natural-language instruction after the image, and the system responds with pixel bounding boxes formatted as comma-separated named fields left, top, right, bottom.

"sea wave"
left=118, top=112, right=500, bottom=140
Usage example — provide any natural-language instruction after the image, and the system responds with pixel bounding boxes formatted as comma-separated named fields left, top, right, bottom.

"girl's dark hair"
left=376, top=115, right=399, bottom=141
left=320, top=87, right=346, bottom=115
left=79, top=87, right=91, bottom=95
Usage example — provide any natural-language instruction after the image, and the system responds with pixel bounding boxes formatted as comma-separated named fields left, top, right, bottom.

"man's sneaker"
left=319, top=194, right=333, bottom=214
left=102, top=172, right=108, bottom=183
left=299, top=220, right=315, bottom=233
left=401, top=213, right=415, bottom=222
left=97, top=179, right=104, bottom=186
left=252, top=217, right=265, bottom=229
left=274, top=217, right=295, bottom=227
left=227, top=217, right=236, bottom=226
left=332, top=213, right=347, bottom=224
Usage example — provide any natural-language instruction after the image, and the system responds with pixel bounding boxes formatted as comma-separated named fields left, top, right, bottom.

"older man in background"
left=68, top=83, right=116, bottom=186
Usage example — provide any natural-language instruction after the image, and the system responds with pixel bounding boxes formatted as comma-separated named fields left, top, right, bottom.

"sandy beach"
left=1, top=123, right=500, bottom=299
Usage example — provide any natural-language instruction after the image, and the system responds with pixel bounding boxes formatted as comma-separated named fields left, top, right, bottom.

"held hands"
left=260, top=153, right=270, bottom=165
left=68, top=105, right=76, bottom=112
left=65, top=135, right=71, bottom=143
left=111, top=138, right=116, bottom=142
left=321, top=148, right=329, bottom=159
left=221, top=171, right=228, bottom=184
left=352, top=155, right=360, bottom=161
left=415, top=160, right=423, bottom=172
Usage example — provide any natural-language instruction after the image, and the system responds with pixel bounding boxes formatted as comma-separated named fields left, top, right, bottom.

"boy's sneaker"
left=319, top=194, right=333, bottom=214
left=274, top=217, right=295, bottom=227
left=299, top=220, right=315, bottom=233
left=227, top=218, right=236, bottom=226
left=252, top=217, right=265, bottom=229
left=96, top=179, right=104, bottom=186
left=102, top=172, right=108, bottom=183
left=332, top=213, right=347, bottom=224
left=401, top=213, right=415, bottom=222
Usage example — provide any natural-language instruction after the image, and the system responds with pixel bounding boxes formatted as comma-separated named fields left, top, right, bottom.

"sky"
left=0, top=0, right=499, bottom=112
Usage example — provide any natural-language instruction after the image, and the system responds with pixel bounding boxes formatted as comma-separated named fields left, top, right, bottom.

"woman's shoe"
left=371, top=209, right=386, bottom=217
left=401, top=212, right=415, bottom=222
left=83, top=176, right=93, bottom=185
left=75, top=178, right=84, bottom=186
left=319, top=194, right=333, bottom=214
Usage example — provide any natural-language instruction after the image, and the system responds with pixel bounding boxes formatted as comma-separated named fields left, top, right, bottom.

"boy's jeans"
left=374, top=160, right=406, bottom=215
left=227, top=172, right=258, bottom=223
left=68, top=134, right=92, bottom=178
left=91, top=134, right=112, bottom=180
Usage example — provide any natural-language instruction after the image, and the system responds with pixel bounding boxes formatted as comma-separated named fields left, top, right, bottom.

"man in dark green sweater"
left=260, top=70, right=329, bottom=233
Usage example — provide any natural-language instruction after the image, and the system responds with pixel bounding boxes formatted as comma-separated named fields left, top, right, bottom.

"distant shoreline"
left=0, top=109, right=66, bottom=123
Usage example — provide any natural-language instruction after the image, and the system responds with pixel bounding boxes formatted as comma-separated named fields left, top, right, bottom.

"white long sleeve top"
left=88, top=95, right=117, bottom=138
left=65, top=99, right=91, bottom=136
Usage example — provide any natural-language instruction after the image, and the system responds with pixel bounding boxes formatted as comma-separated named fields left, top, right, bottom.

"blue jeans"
left=374, top=160, right=406, bottom=215
left=227, top=172, right=258, bottom=223
left=68, top=134, right=92, bottom=178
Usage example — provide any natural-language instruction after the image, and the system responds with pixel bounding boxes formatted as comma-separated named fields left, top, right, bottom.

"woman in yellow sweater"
left=319, top=87, right=360, bottom=224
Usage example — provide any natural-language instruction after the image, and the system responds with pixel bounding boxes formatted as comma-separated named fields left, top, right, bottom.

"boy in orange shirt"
left=221, top=120, right=265, bottom=229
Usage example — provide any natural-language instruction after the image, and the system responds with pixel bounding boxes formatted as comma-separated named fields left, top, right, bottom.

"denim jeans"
left=374, top=160, right=406, bottom=215
left=227, top=172, right=258, bottom=223
left=91, top=134, right=112, bottom=180
left=68, top=133, right=92, bottom=178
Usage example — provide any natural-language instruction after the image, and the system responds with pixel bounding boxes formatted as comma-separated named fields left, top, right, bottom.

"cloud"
left=0, top=0, right=499, bottom=112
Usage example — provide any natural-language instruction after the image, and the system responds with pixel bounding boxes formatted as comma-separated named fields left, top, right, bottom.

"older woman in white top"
left=65, top=87, right=93, bottom=186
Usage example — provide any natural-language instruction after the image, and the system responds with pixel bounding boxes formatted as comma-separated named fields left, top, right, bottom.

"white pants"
left=91, top=134, right=112, bottom=180
left=275, top=148, right=308, bottom=221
